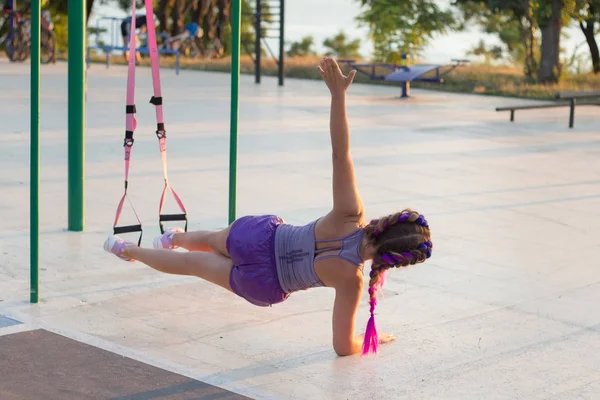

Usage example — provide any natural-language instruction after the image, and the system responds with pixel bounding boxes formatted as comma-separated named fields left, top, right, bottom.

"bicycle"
left=160, top=22, right=202, bottom=59
left=0, top=5, right=56, bottom=64
left=0, top=6, right=28, bottom=61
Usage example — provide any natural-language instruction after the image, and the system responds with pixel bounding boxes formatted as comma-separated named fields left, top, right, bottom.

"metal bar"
left=228, top=0, right=241, bottom=224
left=68, top=0, right=86, bottom=231
left=569, top=98, right=575, bottom=128
left=255, top=0, right=261, bottom=84
left=30, top=0, right=40, bottom=304
left=401, top=82, right=410, bottom=98
left=278, top=0, right=284, bottom=86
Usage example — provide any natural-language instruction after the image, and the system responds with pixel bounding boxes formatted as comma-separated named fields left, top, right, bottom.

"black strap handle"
left=159, top=213, right=188, bottom=234
left=113, top=224, right=143, bottom=246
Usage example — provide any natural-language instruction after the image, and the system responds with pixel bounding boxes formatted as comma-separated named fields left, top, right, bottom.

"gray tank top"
left=274, top=219, right=365, bottom=294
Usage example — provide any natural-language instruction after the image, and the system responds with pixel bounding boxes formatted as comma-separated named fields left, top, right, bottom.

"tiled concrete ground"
left=1, top=57, right=599, bottom=400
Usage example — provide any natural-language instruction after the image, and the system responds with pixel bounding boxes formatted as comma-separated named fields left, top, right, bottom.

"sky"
left=91, top=0, right=590, bottom=66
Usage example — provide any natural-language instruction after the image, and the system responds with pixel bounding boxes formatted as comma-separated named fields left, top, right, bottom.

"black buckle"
left=156, top=123, right=166, bottom=139
left=149, top=96, right=163, bottom=106
left=124, top=130, right=134, bottom=147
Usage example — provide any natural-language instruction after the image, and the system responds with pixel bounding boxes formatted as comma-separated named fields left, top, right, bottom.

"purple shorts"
left=226, top=214, right=290, bottom=307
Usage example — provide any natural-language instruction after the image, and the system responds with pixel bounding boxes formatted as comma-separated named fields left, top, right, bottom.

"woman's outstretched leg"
left=153, top=226, right=231, bottom=256
left=105, top=236, right=234, bottom=292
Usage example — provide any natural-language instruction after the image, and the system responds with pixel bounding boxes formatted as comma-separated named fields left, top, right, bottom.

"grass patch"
left=59, top=51, right=600, bottom=100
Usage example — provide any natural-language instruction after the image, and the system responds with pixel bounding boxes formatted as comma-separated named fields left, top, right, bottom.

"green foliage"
left=322, top=31, right=361, bottom=58
left=454, top=1, right=533, bottom=67
left=356, top=0, right=459, bottom=62
left=287, top=36, right=316, bottom=57
left=226, top=0, right=269, bottom=56
left=467, top=39, right=503, bottom=64
left=533, top=0, right=578, bottom=26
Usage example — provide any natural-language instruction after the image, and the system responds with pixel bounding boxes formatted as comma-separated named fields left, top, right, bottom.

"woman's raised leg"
left=105, top=236, right=234, bottom=292
left=153, top=226, right=231, bottom=256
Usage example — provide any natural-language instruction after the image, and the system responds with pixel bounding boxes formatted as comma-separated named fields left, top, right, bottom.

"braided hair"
left=362, top=209, right=432, bottom=355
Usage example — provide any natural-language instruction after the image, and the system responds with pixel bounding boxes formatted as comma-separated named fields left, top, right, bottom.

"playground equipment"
left=112, top=0, right=189, bottom=246
left=86, top=16, right=182, bottom=75
left=30, top=0, right=40, bottom=304
left=339, top=55, right=470, bottom=98
left=28, top=0, right=243, bottom=302
left=496, top=90, right=600, bottom=128
left=29, top=0, right=86, bottom=303
left=243, top=0, right=285, bottom=86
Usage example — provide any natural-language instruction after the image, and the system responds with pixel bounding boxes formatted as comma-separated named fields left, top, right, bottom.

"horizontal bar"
left=496, top=101, right=600, bottom=112
left=496, top=103, right=572, bottom=111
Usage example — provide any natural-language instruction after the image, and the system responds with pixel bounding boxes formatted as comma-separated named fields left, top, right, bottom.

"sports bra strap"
left=313, top=228, right=365, bottom=266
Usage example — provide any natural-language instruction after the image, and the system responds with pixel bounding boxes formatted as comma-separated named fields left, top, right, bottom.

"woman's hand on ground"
left=355, top=332, right=396, bottom=348
left=378, top=332, right=396, bottom=344
left=317, top=56, right=356, bottom=96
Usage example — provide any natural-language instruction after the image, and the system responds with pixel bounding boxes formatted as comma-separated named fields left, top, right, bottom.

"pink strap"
left=113, top=4, right=141, bottom=233
left=113, top=1, right=187, bottom=237
left=144, top=1, right=164, bottom=129
left=145, top=1, right=188, bottom=222
left=159, top=184, right=188, bottom=215
left=113, top=192, right=142, bottom=229
left=125, top=5, right=137, bottom=183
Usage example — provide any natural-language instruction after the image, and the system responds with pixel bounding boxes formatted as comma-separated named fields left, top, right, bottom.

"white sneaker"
left=103, top=235, right=136, bottom=262
left=152, top=227, right=184, bottom=250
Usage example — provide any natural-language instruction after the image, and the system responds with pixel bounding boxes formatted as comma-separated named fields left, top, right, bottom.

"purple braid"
left=361, top=209, right=433, bottom=356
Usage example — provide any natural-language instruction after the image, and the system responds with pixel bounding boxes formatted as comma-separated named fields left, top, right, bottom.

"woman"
left=104, top=57, right=433, bottom=356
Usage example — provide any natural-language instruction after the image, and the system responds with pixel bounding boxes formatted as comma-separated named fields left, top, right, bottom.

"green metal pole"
left=68, top=0, right=86, bottom=231
left=228, top=0, right=241, bottom=224
left=30, top=0, right=40, bottom=304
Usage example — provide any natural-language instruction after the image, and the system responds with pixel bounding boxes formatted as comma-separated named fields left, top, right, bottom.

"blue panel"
left=0, top=316, right=22, bottom=328
left=384, top=64, right=441, bottom=82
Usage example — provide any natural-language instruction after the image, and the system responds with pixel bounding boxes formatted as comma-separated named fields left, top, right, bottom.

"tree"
left=356, top=0, right=459, bottom=62
left=287, top=36, right=316, bottom=57
left=537, top=0, right=566, bottom=83
left=454, top=0, right=582, bottom=82
left=323, top=31, right=361, bottom=58
left=453, top=0, right=539, bottom=79
left=573, top=0, right=600, bottom=73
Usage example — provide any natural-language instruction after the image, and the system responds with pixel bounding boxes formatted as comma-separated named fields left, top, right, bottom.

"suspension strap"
left=112, top=5, right=142, bottom=245
left=145, top=0, right=188, bottom=234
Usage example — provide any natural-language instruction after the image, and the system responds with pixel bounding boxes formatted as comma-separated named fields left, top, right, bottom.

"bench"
left=496, top=90, right=600, bottom=128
